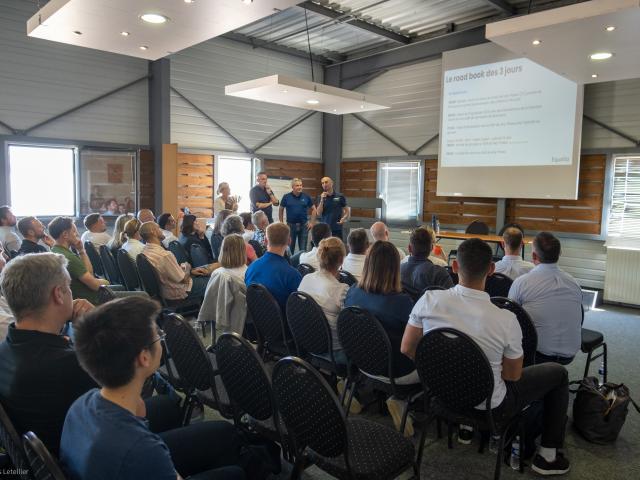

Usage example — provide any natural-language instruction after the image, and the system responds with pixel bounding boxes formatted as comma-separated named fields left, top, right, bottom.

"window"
left=378, top=161, right=422, bottom=222
left=216, top=156, right=253, bottom=213
left=79, top=150, right=136, bottom=216
left=8, top=145, right=75, bottom=216
left=607, top=155, right=640, bottom=248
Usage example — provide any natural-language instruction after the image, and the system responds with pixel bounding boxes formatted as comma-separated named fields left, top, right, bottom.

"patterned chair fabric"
left=0, top=402, right=31, bottom=480
left=289, top=250, right=304, bottom=268
left=23, top=431, right=67, bottom=480
left=99, top=245, right=122, bottom=284
left=83, top=241, right=104, bottom=277
left=296, top=263, right=315, bottom=277
left=248, top=240, right=264, bottom=258
left=135, top=254, right=164, bottom=303
left=491, top=297, right=538, bottom=368
left=338, top=270, right=357, bottom=286
left=286, top=292, right=332, bottom=357
left=485, top=272, right=513, bottom=298
left=168, top=240, right=190, bottom=265
left=246, top=284, right=291, bottom=357
left=117, top=249, right=141, bottom=290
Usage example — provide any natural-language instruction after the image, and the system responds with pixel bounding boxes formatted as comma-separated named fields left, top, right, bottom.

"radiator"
left=604, top=248, right=640, bottom=306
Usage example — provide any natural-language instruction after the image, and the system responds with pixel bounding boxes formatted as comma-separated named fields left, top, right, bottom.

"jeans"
left=331, top=229, right=344, bottom=242
left=160, top=421, right=245, bottom=480
left=493, top=362, right=569, bottom=449
left=187, top=275, right=210, bottom=301
left=288, top=222, right=308, bottom=253
left=144, top=394, right=183, bottom=434
left=535, top=351, right=574, bottom=366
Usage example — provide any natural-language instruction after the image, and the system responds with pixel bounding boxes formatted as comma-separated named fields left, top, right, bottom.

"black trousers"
left=535, top=351, right=574, bottom=366
left=493, top=363, right=569, bottom=449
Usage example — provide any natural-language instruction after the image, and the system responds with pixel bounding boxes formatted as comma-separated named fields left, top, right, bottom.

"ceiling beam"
left=301, top=1, right=411, bottom=45
left=482, top=0, right=517, bottom=14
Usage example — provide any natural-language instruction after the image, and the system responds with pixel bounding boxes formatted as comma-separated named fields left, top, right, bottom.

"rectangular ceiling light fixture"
left=225, top=75, right=390, bottom=115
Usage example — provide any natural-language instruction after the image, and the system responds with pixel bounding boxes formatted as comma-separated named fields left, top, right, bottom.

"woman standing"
left=213, top=182, right=239, bottom=215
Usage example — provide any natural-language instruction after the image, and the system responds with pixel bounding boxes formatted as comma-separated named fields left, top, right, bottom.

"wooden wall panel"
left=341, top=161, right=378, bottom=218
left=177, top=153, right=214, bottom=218
left=506, top=154, right=606, bottom=235
left=423, top=159, right=498, bottom=228
left=264, top=159, right=323, bottom=202
left=139, top=149, right=154, bottom=210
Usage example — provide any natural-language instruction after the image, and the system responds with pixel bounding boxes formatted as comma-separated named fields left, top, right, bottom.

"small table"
left=436, top=231, right=533, bottom=259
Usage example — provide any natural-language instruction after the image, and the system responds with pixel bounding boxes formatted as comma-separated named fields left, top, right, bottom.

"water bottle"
left=510, top=436, right=520, bottom=470
left=435, top=217, right=440, bottom=234
left=431, top=214, right=437, bottom=232
left=598, top=360, right=606, bottom=385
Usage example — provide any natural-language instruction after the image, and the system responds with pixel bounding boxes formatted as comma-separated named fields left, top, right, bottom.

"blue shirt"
left=60, top=389, right=176, bottom=480
left=245, top=252, right=302, bottom=312
left=316, top=192, right=347, bottom=232
left=281, top=192, right=313, bottom=224
left=344, top=286, right=415, bottom=377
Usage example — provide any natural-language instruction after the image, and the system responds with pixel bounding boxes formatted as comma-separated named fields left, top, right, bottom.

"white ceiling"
left=486, top=0, right=640, bottom=84
left=27, top=0, right=301, bottom=61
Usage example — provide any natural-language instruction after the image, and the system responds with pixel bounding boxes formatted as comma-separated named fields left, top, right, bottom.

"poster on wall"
left=107, top=163, right=124, bottom=183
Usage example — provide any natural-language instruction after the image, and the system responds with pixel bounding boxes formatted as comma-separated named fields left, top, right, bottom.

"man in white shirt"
left=402, top=238, right=570, bottom=476
left=508, top=232, right=582, bottom=365
left=370, top=221, right=406, bottom=260
left=0, top=206, right=21, bottom=253
left=494, top=227, right=534, bottom=280
left=341, top=228, right=369, bottom=281
left=80, top=214, right=111, bottom=247
left=156, top=213, right=179, bottom=248
left=299, top=222, right=331, bottom=270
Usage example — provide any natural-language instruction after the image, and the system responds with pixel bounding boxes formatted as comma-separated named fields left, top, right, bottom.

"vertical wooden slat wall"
left=176, top=153, right=215, bottom=218
left=138, top=149, right=154, bottom=210
left=264, top=159, right=323, bottom=201
left=341, top=161, right=378, bottom=218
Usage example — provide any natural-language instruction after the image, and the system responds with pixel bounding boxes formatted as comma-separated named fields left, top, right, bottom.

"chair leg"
left=345, top=380, right=357, bottom=418
left=494, top=432, right=507, bottom=480
left=400, top=400, right=410, bottom=435
left=602, top=343, right=608, bottom=384
left=447, top=422, right=453, bottom=449
left=583, top=348, right=593, bottom=379
left=436, top=418, right=442, bottom=439
left=415, top=414, right=433, bottom=476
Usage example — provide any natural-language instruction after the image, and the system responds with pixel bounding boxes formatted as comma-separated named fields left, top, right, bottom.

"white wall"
left=0, top=0, right=149, bottom=145
left=170, top=37, right=322, bottom=159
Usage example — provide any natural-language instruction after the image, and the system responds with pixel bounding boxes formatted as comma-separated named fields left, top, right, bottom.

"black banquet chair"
left=580, top=305, right=608, bottom=382
left=491, top=297, right=538, bottom=368
left=290, top=250, right=305, bottom=268
left=99, top=245, right=122, bottom=285
left=245, top=284, right=293, bottom=359
left=190, top=243, right=210, bottom=267
left=297, top=263, right=315, bottom=277
left=117, top=249, right=141, bottom=291
left=272, top=356, right=418, bottom=480
left=448, top=220, right=490, bottom=264
left=0, top=402, right=31, bottom=480
left=248, top=239, right=264, bottom=258
left=168, top=240, right=190, bottom=265
left=414, top=328, right=525, bottom=480
left=338, top=270, right=357, bottom=286
left=485, top=272, right=513, bottom=298
left=83, top=241, right=104, bottom=277
left=22, top=431, right=67, bottom=480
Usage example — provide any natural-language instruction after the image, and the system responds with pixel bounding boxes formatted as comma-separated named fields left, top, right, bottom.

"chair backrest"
left=135, top=254, right=164, bottom=303
left=0, top=402, right=30, bottom=479
left=245, top=284, right=289, bottom=351
left=415, top=327, right=493, bottom=412
left=286, top=292, right=332, bottom=357
left=338, top=270, right=357, bottom=286
left=337, top=306, right=394, bottom=379
left=465, top=220, right=490, bottom=235
left=116, top=249, right=141, bottom=290
left=485, top=272, right=513, bottom=298
left=402, top=284, right=422, bottom=304
left=248, top=240, right=264, bottom=258
left=190, top=243, right=210, bottom=267
left=445, top=265, right=459, bottom=285
left=23, top=432, right=67, bottom=480
left=272, top=357, right=347, bottom=459
left=297, top=263, right=315, bottom=277
left=289, top=250, right=304, bottom=268
left=210, top=234, right=223, bottom=261
left=424, top=285, right=447, bottom=291
left=491, top=297, right=538, bottom=368
left=99, top=245, right=121, bottom=284
left=168, top=240, right=190, bottom=265
left=83, top=241, right=104, bottom=277
left=215, top=333, right=276, bottom=422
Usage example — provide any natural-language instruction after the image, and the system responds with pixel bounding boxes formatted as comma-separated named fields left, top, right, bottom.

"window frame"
left=605, top=153, right=640, bottom=247
left=376, top=158, right=424, bottom=227
left=214, top=154, right=257, bottom=214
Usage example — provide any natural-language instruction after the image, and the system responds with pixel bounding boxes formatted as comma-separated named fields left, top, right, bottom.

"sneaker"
left=336, top=379, right=362, bottom=415
left=385, top=398, right=414, bottom=437
left=457, top=426, right=474, bottom=445
left=531, top=453, right=571, bottom=476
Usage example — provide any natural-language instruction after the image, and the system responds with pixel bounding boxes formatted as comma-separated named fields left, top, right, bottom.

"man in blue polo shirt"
left=245, top=222, right=302, bottom=313
left=315, top=177, right=349, bottom=241
left=279, top=178, right=316, bottom=253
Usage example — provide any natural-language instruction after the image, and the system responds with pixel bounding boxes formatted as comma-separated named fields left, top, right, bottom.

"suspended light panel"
left=225, top=75, right=390, bottom=115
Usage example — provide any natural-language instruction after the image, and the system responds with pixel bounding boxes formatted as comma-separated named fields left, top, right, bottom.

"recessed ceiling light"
left=333, top=109, right=337, bottom=112
left=242, top=0, right=254, bottom=4
left=282, top=89, right=288, bottom=93
left=532, top=39, right=541, bottom=46
left=592, top=74, right=598, bottom=78
left=184, top=0, right=195, bottom=3
left=590, top=52, right=613, bottom=60
left=139, top=45, right=149, bottom=51
left=73, top=30, right=82, bottom=35
left=120, top=31, right=130, bottom=36
left=606, top=25, right=616, bottom=32
left=306, top=99, right=319, bottom=105
left=140, top=13, right=168, bottom=24
left=360, top=104, right=365, bottom=109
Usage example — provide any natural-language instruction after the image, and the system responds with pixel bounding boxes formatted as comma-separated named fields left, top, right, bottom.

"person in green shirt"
left=48, top=217, right=108, bottom=305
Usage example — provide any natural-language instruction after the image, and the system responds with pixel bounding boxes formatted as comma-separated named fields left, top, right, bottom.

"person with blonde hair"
left=198, top=234, right=248, bottom=338
left=344, top=240, right=418, bottom=435
left=121, top=218, right=144, bottom=260
left=107, top=214, right=133, bottom=253
left=213, top=182, right=239, bottom=215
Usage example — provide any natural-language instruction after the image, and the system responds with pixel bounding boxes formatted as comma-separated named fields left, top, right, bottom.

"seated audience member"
left=61, top=297, right=246, bottom=480
left=402, top=238, right=571, bottom=475
left=180, top=214, right=214, bottom=263
left=251, top=211, right=269, bottom=249
left=107, top=214, right=133, bottom=253
left=344, top=240, right=418, bottom=435
left=508, top=232, right=582, bottom=365
left=198, top=235, right=248, bottom=338
left=401, top=226, right=453, bottom=293
left=121, top=219, right=145, bottom=260
left=245, top=223, right=301, bottom=313
left=81, top=213, right=112, bottom=247
left=299, top=222, right=331, bottom=270
left=210, top=209, right=233, bottom=260
left=341, top=228, right=369, bottom=281
left=0, top=253, right=96, bottom=454
left=222, top=215, right=257, bottom=264
left=137, top=209, right=155, bottom=224
left=0, top=206, right=21, bottom=253
left=370, top=221, right=406, bottom=261
left=140, top=222, right=212, bottom=301
left=49, top=217, right=108, bottom=304
left=298, top=237, right=349, bottom=357
left=156, top=213, right=179, bottom=248
left=239, top=212, right=255, bottom=243
left=17, top=216, right=53, bottom=254
left=494, top=227, right=534, bottom=280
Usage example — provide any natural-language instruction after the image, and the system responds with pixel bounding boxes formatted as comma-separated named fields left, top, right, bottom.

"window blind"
left=606, top=156, right=640, bottom=248
left=379, top=161, right=421, bottom=222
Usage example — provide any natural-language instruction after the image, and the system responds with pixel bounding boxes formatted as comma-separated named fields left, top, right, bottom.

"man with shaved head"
left=370, top=221, right=406, bottom=261
left=316, top=177, right=349, bottom=241
left=137, top=209, right=155, bottom=224
left=494, top=227, right=534, bottom=280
